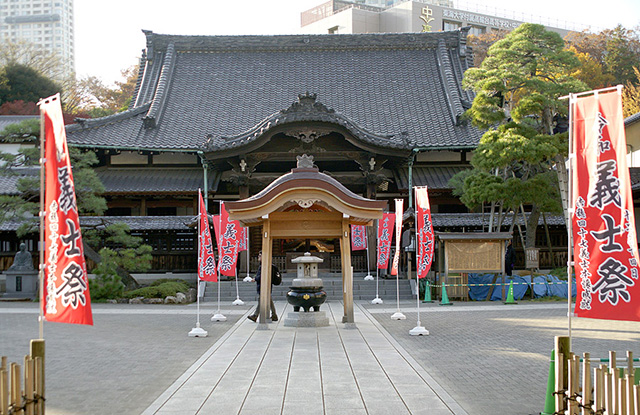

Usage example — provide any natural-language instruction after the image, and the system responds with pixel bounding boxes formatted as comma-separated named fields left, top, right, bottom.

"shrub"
left=124, top=280, right=190, bottom=299
left=89, top=273, right=125, bottom=300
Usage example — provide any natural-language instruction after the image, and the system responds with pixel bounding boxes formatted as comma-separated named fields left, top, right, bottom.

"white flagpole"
left=232, top=266, right=244, bottom=305
left=566, top=93, right=576, bottom=345
left=391, top=200, right=406, bottom=320
left=244, top=229, right=252, bottom=282
left=189, top=189, right=207, bottom=337
left=38, top=102, right=46, bottom=339
left=212, top=200, right=227, bottom=322
left=372, top=218, right=383, bottom=304
left=410, top=187, right=428, bottom=335
left=364, top=226, right=374, bottom=280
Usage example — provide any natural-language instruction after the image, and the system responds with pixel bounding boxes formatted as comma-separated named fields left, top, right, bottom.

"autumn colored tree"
left=466, top=29, right=509, bottom=67
left=622, top=67, right=640, bottom=118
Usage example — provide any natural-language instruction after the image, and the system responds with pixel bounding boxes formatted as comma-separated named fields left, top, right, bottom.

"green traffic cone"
left=504, top=280, right=517, bottom=304
left=439, top=283, right=452, bottom=306
left=541, top=350, right=555, bottom=415
left=423, top=280, right=434, bottom=303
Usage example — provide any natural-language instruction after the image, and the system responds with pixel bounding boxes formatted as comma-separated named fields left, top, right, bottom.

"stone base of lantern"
left=284, top=310, right=330, bottom=327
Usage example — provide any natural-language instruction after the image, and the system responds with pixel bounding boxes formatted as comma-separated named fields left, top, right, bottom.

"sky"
left=74, top=0, right=640, bottom=85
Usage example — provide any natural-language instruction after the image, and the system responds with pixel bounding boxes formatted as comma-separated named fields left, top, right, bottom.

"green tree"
left=622, top=67, right=640, bottom=117
left=454, top=23, right=588, bottom=248
left=0, top=63, right=61, bottom=105
left=0, top=119, right=146, bottom=289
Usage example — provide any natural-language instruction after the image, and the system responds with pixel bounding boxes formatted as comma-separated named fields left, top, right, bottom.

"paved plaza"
left=1, top=299, right=639, bottom=414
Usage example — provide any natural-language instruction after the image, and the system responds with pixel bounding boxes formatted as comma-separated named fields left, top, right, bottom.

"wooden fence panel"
left=0, top=349, right=44, bottom=415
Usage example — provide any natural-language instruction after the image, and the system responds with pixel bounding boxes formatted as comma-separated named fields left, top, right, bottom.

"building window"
left=468, top=25, right=485, bottom=36
left=443, top=20, right=461, bottom=31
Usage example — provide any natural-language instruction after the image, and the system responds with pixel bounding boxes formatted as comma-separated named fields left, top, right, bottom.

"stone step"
left=201, top=277, right=414, bottom=302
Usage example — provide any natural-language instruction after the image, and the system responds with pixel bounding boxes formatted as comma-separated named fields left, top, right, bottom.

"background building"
left=301, top=0, right=578, bottom=37
left=0, top=0, right=75, bottom=79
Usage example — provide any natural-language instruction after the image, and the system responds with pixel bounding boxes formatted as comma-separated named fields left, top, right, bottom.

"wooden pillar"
left=258, top=218, right=272, bottom=329
left=140, top=198, right=146, bottom=216
left=341, top=216, right=354, bottom=324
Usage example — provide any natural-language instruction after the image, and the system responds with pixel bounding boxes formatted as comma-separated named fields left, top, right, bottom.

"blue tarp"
left=467, top=273, right=576, bottom=300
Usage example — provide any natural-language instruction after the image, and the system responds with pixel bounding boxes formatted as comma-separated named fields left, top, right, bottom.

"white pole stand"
left=211, top=312, right=227, bottom=322
left=409, top=324, right=429, bottom=336
left=243, top=276, right=253, bottom=282
left=232, top=298, right=245, bottom=306
left=371, top=297, right=383, bottom=304
left=391, top=311, right=406, bottom=320
left=188, top=322, right=208, bottom=337
left=364, top=274, right=374, bottom=281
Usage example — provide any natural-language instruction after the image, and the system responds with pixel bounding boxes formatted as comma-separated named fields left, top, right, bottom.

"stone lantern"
left=284, top=252, right=329, bottom=327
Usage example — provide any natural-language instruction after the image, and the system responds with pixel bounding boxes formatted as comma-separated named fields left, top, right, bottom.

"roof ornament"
left=281, top=92, right=334, bottom=115
left=296, top=154, right=315, bottom=169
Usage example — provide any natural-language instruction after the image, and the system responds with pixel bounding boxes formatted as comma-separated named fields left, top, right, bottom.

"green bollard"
left=541, top=350, right=555, bottom=415
left=423, top=280, right=434, bottom=303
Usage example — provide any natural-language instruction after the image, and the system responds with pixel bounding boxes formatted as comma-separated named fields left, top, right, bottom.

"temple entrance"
left=225, top=155, right=386, bottom=329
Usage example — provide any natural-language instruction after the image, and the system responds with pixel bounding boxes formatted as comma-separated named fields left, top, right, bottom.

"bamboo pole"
left=568, top=353, right=579, bottom=414
left=30, top=340, right=44, bottom=415
left=10, top=363, right=22, bottom=415
left=556, top=351, right=565, bottom=412
left=33, top=357, right=42, bottom=415
left=620, top=376, right=628, bottom=415
left=594, top=366, right=604, bottom=413
left=605, top=369, right=614, bottom=415
left=627, top=374, right=635, bottom=415
left=582, top=352, right=592, bottom=415
left=24, top=357, right=33, bottom=415
left=1, top=357, right=7, bottom=415
left=634, top=385, right=640, bottom=415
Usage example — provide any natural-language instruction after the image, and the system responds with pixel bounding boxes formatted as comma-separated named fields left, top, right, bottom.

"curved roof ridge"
left=143, top=42, right=176, bottom=129
left=143, top=30, right=464, bottom=53
left=68, top=103, right=151, bottom=132
left=203, top=93, right=409, bottom=152
left=437, top=38, right=465, bottom=126
left=129, top=50, right=147, bottom=109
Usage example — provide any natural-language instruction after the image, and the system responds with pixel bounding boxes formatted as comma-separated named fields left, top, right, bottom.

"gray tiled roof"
left=432, top=212, right=566, bottom=228
left=0, top=115, right=38, bottom=133
left=66, top=30, right=482, bottom=152
left=394, top=165, right=470, bottom=190
left=625, top=112, right=640, bottom=126
left=0, top=216, right=194, bottom=232
left=96, top=168, right=212, bottom=193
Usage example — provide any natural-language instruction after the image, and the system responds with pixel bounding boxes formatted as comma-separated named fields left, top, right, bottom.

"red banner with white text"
left=415, top=187, right=434, bottom=279
left=390, top=199, right=403, bottom=276
left=198, top=190, right=217, bottom=282
left=41, top=94, right=93, bottom=325
left=572, top=90, right=640, bottom=321
left=351, top=225, right=367, bottom=251
left=213, top=202, right=240, bottom=276
left=377, top=213, right=395, bottom=269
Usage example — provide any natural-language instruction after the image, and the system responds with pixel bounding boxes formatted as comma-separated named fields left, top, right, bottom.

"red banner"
left=198, top=190, right=217, bottom=282
left=237, top=226, right=248, bottom=252
left=41, top=94, right=93, bottom=325
left=415, top=187, right=434, bottom=279
left=351, top=225, right=367, bottom=251
left=390, top=199, right=403, bottom=276
left=572, top=90, right=640, bottom=321
left=377, top=213, right=395, bottom=269
left=213, top=202, right=240, bottom=276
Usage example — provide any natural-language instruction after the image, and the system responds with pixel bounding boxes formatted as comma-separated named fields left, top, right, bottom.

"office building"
left=0, top=0, right=75, bottom=79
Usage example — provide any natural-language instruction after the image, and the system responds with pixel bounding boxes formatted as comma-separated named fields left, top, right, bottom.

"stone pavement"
left=1, top=299, right=640, bottom=415
left=143, top=301, right=461, bottom=415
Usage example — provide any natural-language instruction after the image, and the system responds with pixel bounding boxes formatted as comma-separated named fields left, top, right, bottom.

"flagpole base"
left=188, top=323, right=208, bottom=337
left=211, top=313, right=227, bottom=322
left=391, top=311, right=406, bottom=320
left=410, top=325, right=429, bottom=336
left=371, top=297, right=383, bottom=304
left=232, top=298, right=245, bottom=306
left=364, top=275, right=374, bottom=281
left=243, top=276, right=253, bottom=282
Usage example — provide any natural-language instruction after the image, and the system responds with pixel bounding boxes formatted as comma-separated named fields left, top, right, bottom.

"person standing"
left=247, top=251, right=278, bottom=322
left=505, top=240, right=516, bottom=276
